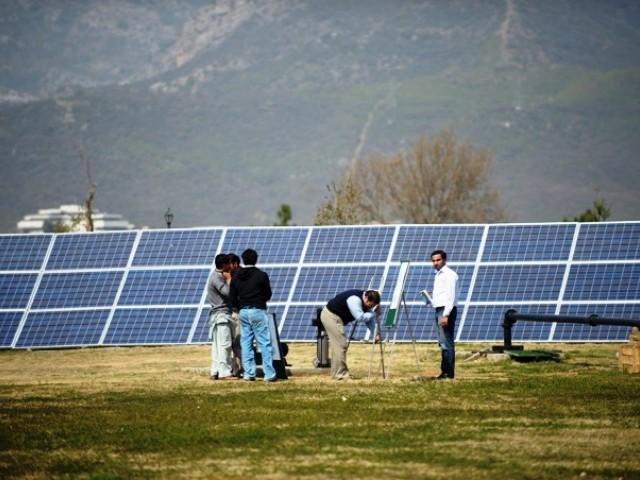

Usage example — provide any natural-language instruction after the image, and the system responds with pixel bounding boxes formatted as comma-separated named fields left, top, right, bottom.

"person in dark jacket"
left=229, top=248, right=277, bottom=382
left=320, top=289, right=381, bottom=380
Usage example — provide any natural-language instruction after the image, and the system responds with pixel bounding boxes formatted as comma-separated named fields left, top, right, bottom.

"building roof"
left=17, top=205, right=135, bottom=233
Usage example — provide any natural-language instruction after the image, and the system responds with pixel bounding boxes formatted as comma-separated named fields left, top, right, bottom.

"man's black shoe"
left=434, top=373, right=453, bottom=380
left=244, top=377, right=256, bottom=382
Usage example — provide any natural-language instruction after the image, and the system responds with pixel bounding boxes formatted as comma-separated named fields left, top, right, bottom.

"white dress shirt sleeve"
left=346, top=294, right=376, bottom=332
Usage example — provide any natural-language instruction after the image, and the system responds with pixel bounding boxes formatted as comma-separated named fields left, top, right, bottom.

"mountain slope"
left=1, top=0, right=639, bottom=231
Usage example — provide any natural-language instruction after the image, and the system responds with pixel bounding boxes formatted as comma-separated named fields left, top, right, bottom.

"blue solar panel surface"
left=118, top=269, right=209, bottom=305
left=564, top=264, right=640, bottom=301
left=32, top=272, right=123, bottom=309
left=573, top=223, right=640, bottom=261
left=291, top=266, right=389, bottom=302
left=1, top=222, right=639, bottom=349
left=394, top=225, right=483, bottom=263
left=471, top=265, right=566, bottom=302
left=104, top=308, right=196, bottom=345
left=222, top=228, right=308, bottom=263
left=48, top=232, right=136, bottom=269
left=0, top=312, right=23, bottom=347
left=0, top=274, right=38, bottom=309
left=16, top=310, right=111, bottom=348
left=0, top=235, right=51, bottom=270
left=133, top=230, right=221, bottom=266
left=304, top=226, right=395, bottom=263
left=482, top=224, right=575, bottom=262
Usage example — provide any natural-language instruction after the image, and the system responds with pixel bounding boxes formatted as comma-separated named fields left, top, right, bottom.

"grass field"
left=1, top=342, right=639, bottom=479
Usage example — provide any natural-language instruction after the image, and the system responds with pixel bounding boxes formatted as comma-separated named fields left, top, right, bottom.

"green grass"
left=0, top=343, right=639, bottom=479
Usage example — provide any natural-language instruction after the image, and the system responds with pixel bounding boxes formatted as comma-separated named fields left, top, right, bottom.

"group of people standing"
left=207, top=248, right=277, bottom=382
left=208, top=248, right=459, bottom=382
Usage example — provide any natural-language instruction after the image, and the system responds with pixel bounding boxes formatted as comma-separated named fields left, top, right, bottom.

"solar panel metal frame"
left=1, top=222, right=638, bottom=349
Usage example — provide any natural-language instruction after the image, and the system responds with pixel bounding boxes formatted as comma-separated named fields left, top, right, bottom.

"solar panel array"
left=1, top=222, right=639, bottom=349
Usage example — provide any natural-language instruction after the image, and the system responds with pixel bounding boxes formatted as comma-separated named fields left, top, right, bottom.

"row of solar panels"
left=1, top=222, right=639, bottom=348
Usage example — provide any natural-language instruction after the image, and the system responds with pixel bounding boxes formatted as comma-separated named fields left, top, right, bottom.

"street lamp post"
left=164, top=208, right=173, bottom=228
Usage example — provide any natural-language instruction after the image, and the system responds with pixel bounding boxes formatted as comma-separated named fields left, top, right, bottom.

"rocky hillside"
left=1, top=0, right=639, bottom=230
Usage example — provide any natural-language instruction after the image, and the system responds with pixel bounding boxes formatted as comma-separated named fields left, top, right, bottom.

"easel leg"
left=381, top=292, right=421, bottom=379
left=378, top=318, right=386, bottom=379
left=368, top=317, right=385, bottom=380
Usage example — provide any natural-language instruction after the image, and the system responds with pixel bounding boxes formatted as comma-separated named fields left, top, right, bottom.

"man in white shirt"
left=430, top=249, right=459, bottom=379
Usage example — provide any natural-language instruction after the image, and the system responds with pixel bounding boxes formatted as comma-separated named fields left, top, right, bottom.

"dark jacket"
left=229, top=266, right=272, bottom=310
left=326, top=289, right=364, bottom=325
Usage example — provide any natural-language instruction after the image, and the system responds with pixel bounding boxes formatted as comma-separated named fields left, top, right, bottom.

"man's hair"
left=364, top=289, right=381, bottom=305
left=228, top=253, right=241, bottom=265
left=241, top=248, right=258, bottom=265
left=214, top=253, right=230, bottom=269
left=431, top=249, right=447, bottom=261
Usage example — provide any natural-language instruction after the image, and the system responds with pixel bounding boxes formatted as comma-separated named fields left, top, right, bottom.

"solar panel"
left=278, top=305, right=319, bottom=342
left=104, top=308, right=198, bottom=345
left=47, top=232, right=136, bottom=269
left=564, top=264, right=640, bottom=301
left=304, top=226, right=395, bottom=263
left=222, top=227, right=308, bottom=264
left=0, top=273, right=38, bottom=309
left=0, top=234, right=52, bottom=270
left=0, top=312, right=23, bottom=347
left=191, top=308, right=213, bottom=344
left=32, top=272, right=124, bottom=309
left=471, top=264, right=566, bottom=302
left=393, top=225, right=484, bottom=263
left=263, top=267, right=299, bottom=302
left=291, top=266, right=389, bottom=303
left=0, top=222, right=638, bottom=349
left=573, top=223, right=640, bottom=261
left=118, top=269, right=209, bottom=306
left=482, top=224, right=575, bottom=262
left=132, top=230, right=221, bottom=266
left=16, top=310, right=110, bottom=348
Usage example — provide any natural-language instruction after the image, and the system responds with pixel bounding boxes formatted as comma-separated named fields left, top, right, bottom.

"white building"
left=17, top=204, right=135, bottom=233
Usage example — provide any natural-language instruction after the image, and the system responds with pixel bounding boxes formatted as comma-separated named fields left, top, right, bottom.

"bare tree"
left=74, top=143, right=97, bottom=232
left=317, top=129, right=510, bottom=224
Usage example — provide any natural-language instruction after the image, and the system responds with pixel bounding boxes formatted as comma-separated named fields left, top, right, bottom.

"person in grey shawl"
left=208, top=253, right=240, bottom=380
